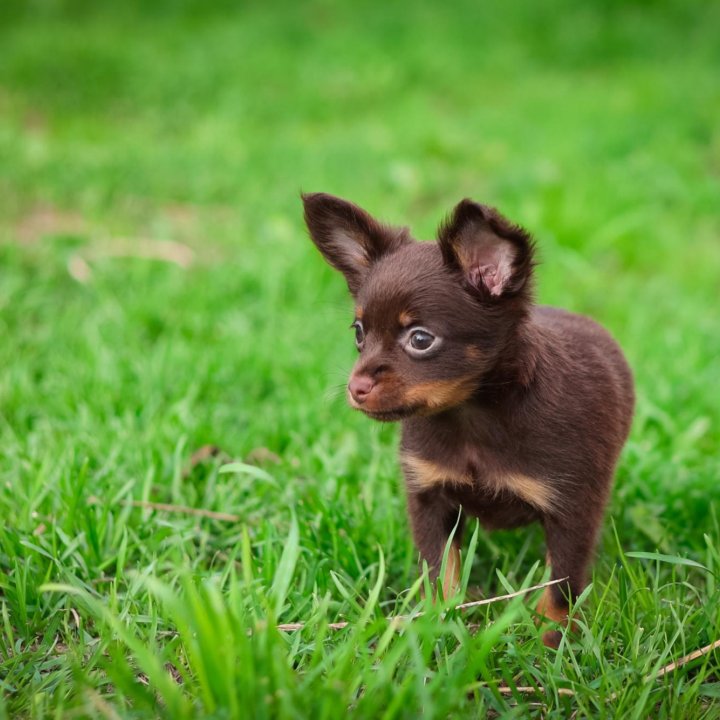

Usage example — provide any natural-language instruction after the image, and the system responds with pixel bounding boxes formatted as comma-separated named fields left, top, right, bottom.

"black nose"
left=349, top=375, right=375, bottom=404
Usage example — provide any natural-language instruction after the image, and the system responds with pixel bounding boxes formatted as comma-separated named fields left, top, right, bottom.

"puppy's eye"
left=410, top=330, right=434, bottom=350
left=351, top=321, right=365, bottom=349
left=404, top=327, right=439, bottom=357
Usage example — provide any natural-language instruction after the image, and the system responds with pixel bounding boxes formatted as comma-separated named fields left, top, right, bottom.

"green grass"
left=1, top=0, right=720, bottom=716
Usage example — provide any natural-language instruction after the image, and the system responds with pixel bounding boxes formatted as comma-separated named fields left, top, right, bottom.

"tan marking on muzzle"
left=403, top=375, right=476, bottom=411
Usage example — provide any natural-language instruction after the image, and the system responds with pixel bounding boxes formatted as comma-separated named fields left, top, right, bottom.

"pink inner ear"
left=475, top=264, right=504, bottom=296
left=465, top=238, right=515, bottom=296
left=468, top=231, right=515, bottom=297
left=458, top=228, right=517, bottom=297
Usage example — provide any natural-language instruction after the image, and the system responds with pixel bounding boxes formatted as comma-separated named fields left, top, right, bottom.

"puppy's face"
left=303, top=193, right=534, bottom=421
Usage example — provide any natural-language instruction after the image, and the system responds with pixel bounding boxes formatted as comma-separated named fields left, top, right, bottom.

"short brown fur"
left=303, top=192, right=635, bottom=648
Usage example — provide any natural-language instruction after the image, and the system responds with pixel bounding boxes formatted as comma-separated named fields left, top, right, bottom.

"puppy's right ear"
left=302, top=193, right=410, bottom=295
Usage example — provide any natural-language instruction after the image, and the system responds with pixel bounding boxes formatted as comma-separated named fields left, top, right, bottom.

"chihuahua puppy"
left=303, top=192, right=634, bottom=647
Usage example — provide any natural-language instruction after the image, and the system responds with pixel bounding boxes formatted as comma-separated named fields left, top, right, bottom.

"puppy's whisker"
left=323, top=383, right=349, bottom=403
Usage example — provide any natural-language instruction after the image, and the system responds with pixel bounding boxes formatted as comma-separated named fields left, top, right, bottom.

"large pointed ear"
left=302, top=192, right=410, bottom=295
left=437, top=199, right=535, bottom=298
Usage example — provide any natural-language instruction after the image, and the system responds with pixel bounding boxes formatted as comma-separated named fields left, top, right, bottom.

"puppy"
left=302, top=192, right=634, bottom=647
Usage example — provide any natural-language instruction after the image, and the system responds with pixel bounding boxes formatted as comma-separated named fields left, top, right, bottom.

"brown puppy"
left=302, top=192, right=634, bottom=647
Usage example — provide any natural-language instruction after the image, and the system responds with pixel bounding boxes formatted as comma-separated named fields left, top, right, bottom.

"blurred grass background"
left=1, top=0, right=719, bottom=717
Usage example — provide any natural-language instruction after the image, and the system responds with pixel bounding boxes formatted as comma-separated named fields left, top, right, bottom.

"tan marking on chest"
left=402, top=454, right=557, bottom=512
left=493, top=473, right=556, bottom=513
left=402, top=454, right=473, bottom=489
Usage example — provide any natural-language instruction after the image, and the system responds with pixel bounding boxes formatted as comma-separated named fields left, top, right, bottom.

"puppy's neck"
left=472, top=317, right=541, bottom=402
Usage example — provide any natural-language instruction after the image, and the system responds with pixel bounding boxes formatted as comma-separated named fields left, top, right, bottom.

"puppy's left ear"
left=438, top=199, right=535, bottom=298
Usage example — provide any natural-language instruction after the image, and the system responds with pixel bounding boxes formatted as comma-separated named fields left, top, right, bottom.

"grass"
left=1, top=0, right=719, bottom=716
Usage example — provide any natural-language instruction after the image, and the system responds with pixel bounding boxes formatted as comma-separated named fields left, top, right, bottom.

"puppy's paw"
left=536, top=586, right=571, bottom=649
left=542, top=628, right=564, bottom=649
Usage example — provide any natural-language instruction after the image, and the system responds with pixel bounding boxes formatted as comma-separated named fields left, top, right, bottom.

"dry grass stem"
left=87, top=496, right=240, bottom=522
left=276, top=577, right=568, bottom=632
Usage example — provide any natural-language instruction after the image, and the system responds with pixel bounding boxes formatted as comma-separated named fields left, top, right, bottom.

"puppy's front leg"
left=406, top=490, right=464, bottom=599
left=538, top=514, right=602, bottom=647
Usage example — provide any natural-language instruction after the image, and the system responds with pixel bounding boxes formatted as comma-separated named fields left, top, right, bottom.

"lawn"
left=1, top=0, right=719, bottom=717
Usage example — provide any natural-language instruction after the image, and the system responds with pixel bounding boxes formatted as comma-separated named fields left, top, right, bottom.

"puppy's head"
left=303, top=193, right=535, bottom=421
